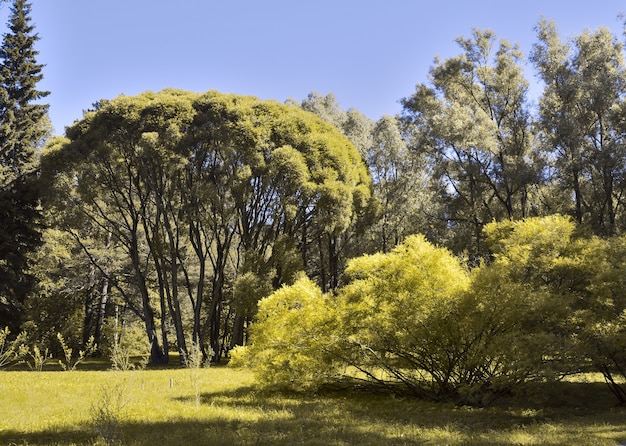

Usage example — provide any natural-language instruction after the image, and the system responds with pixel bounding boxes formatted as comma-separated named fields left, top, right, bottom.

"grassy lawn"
left=1, top=365, right=626, bottom=445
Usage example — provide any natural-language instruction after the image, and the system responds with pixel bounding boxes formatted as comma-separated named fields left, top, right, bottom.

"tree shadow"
left=2, top=381, right=625, bottom=445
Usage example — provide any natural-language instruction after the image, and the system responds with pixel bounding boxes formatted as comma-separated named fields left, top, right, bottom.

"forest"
left=3, top=0, right=626, bottom=409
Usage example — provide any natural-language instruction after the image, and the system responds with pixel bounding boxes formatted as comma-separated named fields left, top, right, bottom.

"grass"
left=0, top=365, right=626, bottom=445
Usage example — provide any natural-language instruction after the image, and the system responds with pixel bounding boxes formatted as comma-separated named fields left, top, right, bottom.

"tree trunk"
left=230, top=313, right=245, bottom=348
left=572, top=166, right=583, bottom=225
left=94, top=275, right=109, bottom=348
left=82, top=264, right=96, bottom=346
left=328, top=235, right=339, bottom=290
left=318, top=234, right=327, bottom=293
left=130, top=232, right=165, bottom=364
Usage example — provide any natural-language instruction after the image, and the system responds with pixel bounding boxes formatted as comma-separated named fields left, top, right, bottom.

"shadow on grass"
left=2, top=381, right=626, bottom=445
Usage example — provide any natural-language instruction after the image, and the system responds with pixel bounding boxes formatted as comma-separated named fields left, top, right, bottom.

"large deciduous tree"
left=365, top=115, right=444, bottom=253
left=297, top=92, right=439, bottom=257
left=0, top=0, right=49, bottom=331
left=295, top=91, right=379, bottom=286
left=532, top=20, right=626, bottom=235
left=41, top=89, right=372, bottom=363
left=402, top=29, right=540, bottom=260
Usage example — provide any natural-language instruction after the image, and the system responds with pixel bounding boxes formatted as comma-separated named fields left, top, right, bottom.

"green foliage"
left=238, top=216, right=626, bottom=405
left=238, top=236, right=491, bottom=401
left=0, top=0, right=49, bottom=182
left=571, top=234, right=626, bottom=403
left=43, top=88, right=372, bottom=363
left=186, top=341, right=212, bottom=406
left=106, top=324, right=149, bottom=372
left=25, top=343, right=51, bottom=371
left=401, top=29, right=539, bottom=259
left=230, top=274, right=340, bottom=391
left=24, top=227, right=88, bottom=350
left=299, top=91, right=374, bottom=157
left=363, top=115, right=437, bottom=253
left=468, top=217, right=592, bottom=382
left=90, top=378, right=132, bottom=445
left=478, top=215, right=626, bottom=403
left=232, top=251, right=276, bottom=319
left=0, top=0, right=49, bottom=331
left=0, top=177, right=41, bottom=331
left=335, top=235, right=474, bottom=400
left=532, top=20, right=626, bottom=235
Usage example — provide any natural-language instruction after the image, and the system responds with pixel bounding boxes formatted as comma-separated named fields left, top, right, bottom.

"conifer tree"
left=0, top=0, right=49, bottom=331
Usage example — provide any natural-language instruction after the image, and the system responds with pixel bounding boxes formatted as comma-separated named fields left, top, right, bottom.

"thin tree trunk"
left=82, top=264, right=96, bottom=346
left=318, top=234, right=327, bottom=293
left=130, top=232, right=164, bottom=364
left=94, top=275, right=109, bottom=348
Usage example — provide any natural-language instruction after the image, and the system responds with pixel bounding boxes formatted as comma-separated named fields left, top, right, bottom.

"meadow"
left=1, top=364, right=626, bottom=445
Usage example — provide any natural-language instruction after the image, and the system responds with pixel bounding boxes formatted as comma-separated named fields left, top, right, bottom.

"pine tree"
left=0, top=0, right=49, bottom=331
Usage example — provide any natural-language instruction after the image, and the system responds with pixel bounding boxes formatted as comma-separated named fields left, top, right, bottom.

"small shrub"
left=90, top=379, right=130, bottom=445
left=233, top=274, right=341, bottom=391
left=186, top=341, right=213, bottom=406
left=102, top=320, right=150, bottom=371
left=26, top=344, right=52, bottom=371
left=57, top=333, right=97, bottom=371
left=109, top=332, right=149, bottom=371
left=0, top=326, right=28, bottom=368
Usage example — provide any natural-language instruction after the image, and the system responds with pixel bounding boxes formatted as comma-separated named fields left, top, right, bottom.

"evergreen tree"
left=0, top=0, right=49, bottom=331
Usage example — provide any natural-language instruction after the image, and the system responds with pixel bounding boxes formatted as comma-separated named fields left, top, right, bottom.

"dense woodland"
left=3, top=0, right=626, bottom=405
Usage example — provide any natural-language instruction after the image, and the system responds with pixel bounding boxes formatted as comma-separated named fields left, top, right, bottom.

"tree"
left=531, top=20, right=626, bottom=235
left=295, top=91, right=378, bottom=286
left=0, top=0, right=49, bottom=331
left=364, top=115, right=444, bottom=253
left=42, top=89, right=372, bottom=363
left=297, top=92, right=374, bottom=157
left=298, top=92, right=447, bottom=256
left=38, top=136, right=136, bottom=356
left=402, top=29, right=540, bottom=260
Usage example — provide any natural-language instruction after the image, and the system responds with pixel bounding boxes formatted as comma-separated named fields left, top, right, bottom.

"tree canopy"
left=41, top=89, right=372, bottom=363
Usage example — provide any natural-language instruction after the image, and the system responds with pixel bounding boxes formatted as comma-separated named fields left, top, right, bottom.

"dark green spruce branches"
left=0, top=0, right=49, bottom=331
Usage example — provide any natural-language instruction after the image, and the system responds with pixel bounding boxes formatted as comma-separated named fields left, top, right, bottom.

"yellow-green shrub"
left=230, top=274, right=340, bottom=391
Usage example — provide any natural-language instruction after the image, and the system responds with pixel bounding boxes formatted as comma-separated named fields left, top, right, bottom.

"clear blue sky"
left=11, top=0, right=626, bottom=135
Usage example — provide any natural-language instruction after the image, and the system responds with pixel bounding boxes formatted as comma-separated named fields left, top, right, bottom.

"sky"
left=8, top=0, right=626, bottom=135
